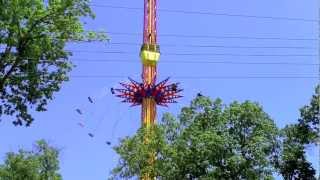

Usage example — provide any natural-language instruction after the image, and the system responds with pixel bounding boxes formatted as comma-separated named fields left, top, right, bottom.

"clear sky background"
left=0, top=0, right=319, bottom=179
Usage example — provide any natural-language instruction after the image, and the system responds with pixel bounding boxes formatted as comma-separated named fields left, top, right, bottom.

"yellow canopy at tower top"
left=140, top=44, right=160, bottom=66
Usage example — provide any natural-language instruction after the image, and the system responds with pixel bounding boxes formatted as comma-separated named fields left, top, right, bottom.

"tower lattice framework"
left=113, top=0, right=182, bottom=179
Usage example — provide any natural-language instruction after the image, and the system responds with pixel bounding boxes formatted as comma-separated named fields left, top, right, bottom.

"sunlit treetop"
left=0, top=0, right=107, bottom=126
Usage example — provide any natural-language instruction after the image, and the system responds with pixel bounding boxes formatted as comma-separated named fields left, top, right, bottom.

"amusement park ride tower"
left=113, top=0, right=182, bottom=179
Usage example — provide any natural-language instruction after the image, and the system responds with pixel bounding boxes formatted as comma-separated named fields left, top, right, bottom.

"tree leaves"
left=0, top=140, right=62, bottom=180
left=278, top=85, right=319, bottom=180
left=111, top=96, right=279, bottom=179
left=0, top=0, right=107, bottom=126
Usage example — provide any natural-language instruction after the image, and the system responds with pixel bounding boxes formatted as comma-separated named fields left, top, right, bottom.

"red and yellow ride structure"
left=113, top=0, right=182, bottom=179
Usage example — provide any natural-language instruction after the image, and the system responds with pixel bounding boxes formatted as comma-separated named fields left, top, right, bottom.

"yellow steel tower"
left=113, top=0, right=182, bottom=179
left=140, top=0, right=160, bottom=129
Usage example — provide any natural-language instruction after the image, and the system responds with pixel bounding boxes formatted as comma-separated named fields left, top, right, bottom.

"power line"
left=70, top=50, right=318, bottom=57
left=12, top=72, right=317, bottom=79
left=89, top=4, right=317, bottom=22
left=3, top=57, right=317, bottom=66
left=71, top=59, right=319, bottom=66
left=163, top=53, right=318, bottom=57
left=108, top=42, right=317, bottom=50
left=0, top=30, right=315, bottom=43
left=317, top=1, right=320, bottom=178
left=2, top=41, right=315, bottom=50
left=70, top=75, right=318, bottom=80
left=105, top=32, right=318, bottom=41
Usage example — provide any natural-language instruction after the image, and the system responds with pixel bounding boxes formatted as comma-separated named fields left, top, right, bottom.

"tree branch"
left=0, top=30, right=14, bottom=71
left=0, top=7, right=62, bottom=93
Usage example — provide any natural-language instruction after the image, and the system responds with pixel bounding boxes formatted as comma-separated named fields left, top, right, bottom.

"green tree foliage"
left=0, top=140, right=61, bottom=180
left=111, top=96, right=279, bottom=179
left=278, top=85, right=319, bottom=180
left=297, top=85, right=319, bottom=144
left=0, top=0, right=106, bottom=126
left=278, top=125, right=316, bottom=180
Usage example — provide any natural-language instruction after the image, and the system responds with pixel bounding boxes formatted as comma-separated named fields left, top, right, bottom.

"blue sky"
left=0, top=0, right=319, bottom=179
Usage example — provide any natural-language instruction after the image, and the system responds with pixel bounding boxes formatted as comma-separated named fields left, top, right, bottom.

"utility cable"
left=70, top=59, right=319, bottom=66
left=317, top=1, right=320, bottom=178
left=2, top=42, right=316, bottom=50
left=89, top=4, right=317, bottom=22
left=5, top=57, right=318, bottom=66
left=105, top=32, right=318, bottom=41
left=69, top=50, right=318, bottom=57
left=70, top=75, right=318, bottom=80
left=107, top=42, right=317, bottom=50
